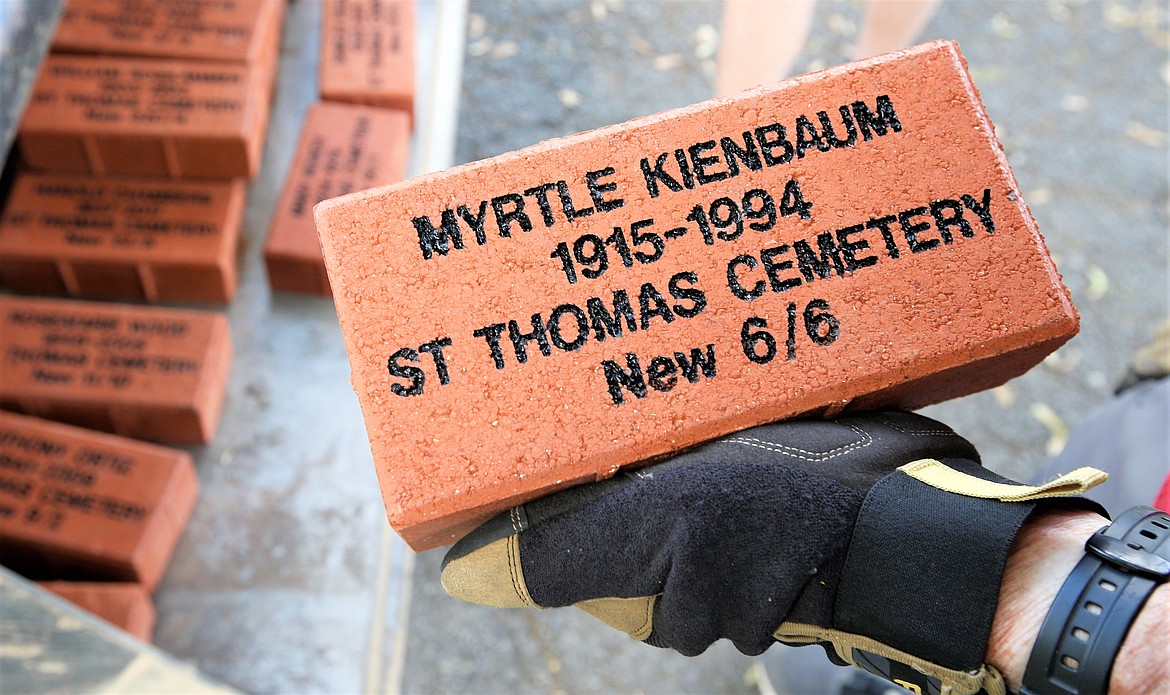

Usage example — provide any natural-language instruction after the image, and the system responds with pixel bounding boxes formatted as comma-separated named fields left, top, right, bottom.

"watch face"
left=851, top=648, right=943, bottom=695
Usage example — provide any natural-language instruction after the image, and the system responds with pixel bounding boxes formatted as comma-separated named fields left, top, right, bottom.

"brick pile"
left=0, top=0, right=300, bottom=641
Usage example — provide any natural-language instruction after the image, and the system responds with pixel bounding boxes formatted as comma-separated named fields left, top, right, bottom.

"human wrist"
left=987, top=510, right=1106, bottom=691
left=987, top=508, right=1170, bottom=694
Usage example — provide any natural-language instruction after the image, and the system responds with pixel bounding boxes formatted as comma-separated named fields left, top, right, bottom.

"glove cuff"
left=831, top=459, right=1106, bottom=692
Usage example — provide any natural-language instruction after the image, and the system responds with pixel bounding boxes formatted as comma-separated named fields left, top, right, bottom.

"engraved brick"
left=0, top=173, right=246, bottom=303
left=18, top=54, right=275, bottom=180
left=319, top=0, right=415, bottom=123
left=0, top=297, right=232, bottom=444
left=52, top=0, right=285, bottom=66
left=313, top=42, right=1079, bottom=549
left=265, top=101, right=410, bottom=295
left=0, top=412, right=198, bottom=590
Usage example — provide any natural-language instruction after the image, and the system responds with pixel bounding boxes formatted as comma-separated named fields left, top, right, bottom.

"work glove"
left=441, top=411, right=1106, bottom=695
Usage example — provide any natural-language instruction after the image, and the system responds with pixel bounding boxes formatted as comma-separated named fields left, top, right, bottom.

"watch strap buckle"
left=1086, top=532, right=1170, bottom=579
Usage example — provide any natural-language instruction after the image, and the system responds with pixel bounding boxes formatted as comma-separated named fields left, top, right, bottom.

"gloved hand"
left=441, top=411, right=1106, bottom=695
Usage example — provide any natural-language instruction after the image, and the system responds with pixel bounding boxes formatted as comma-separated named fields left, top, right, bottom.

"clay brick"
left=313, top=41, right=1079, bottom=550
left=39, top=581, right=156, bottom=641
left=18, top=54, right=274, bottom=180
left=52, top=0, right=285, bottom=66
left=265, top=101, right=410, bottom=295
left=319, top=0, right=415, bottom=122
left=0, top=173, right=246, bottom=303
left=0, top=296, right=232, bottom=444
left=0, top=411, right=198, bottom=590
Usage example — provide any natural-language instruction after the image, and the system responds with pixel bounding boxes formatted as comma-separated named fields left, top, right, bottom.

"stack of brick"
left=1, top=0, right=285, bottom=303
left=264, top=0, right=414, bottom=296
left=0, top=0, right=283, bottom=641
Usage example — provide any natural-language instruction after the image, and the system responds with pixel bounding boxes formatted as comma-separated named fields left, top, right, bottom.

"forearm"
left=987, top=510, right=1170, bottom=694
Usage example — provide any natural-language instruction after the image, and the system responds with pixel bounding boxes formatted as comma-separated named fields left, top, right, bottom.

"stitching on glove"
left=634, top=596, right=655, bottom=640
left=506, top=534, right=535, bottom=607
left=722, top=423, right=873, bottom=461
left=873, top=415, right=955, bottom=436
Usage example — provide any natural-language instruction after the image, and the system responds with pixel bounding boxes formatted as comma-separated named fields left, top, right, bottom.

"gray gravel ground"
left=402, top=1, right=1168, bottom=693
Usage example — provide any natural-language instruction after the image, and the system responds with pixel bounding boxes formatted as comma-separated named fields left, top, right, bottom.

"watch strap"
left=1021, top=506, right=1170, bottom=695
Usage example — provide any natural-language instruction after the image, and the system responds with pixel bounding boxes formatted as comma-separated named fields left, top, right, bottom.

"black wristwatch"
left=1021, top=505, right=1170, bottom=695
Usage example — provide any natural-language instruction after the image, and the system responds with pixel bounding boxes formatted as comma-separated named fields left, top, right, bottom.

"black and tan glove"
left=441, top=411, right=1106, bottom=695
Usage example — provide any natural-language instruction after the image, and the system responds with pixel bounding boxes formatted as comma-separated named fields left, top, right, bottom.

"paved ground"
left=400, top=1, right=1168, bottom=693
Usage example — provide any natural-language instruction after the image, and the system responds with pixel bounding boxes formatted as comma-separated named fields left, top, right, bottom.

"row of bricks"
left=0, top=0, right=415, bottom=301
left=0, top=0, right=313, bottom=641
left=0, top=0, right=280, bottom=311
left=0, top=0, right=253, bottom=642
left=0, top=1, right=415, bottom=640
left=16, top=0, right=412, bottom=181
